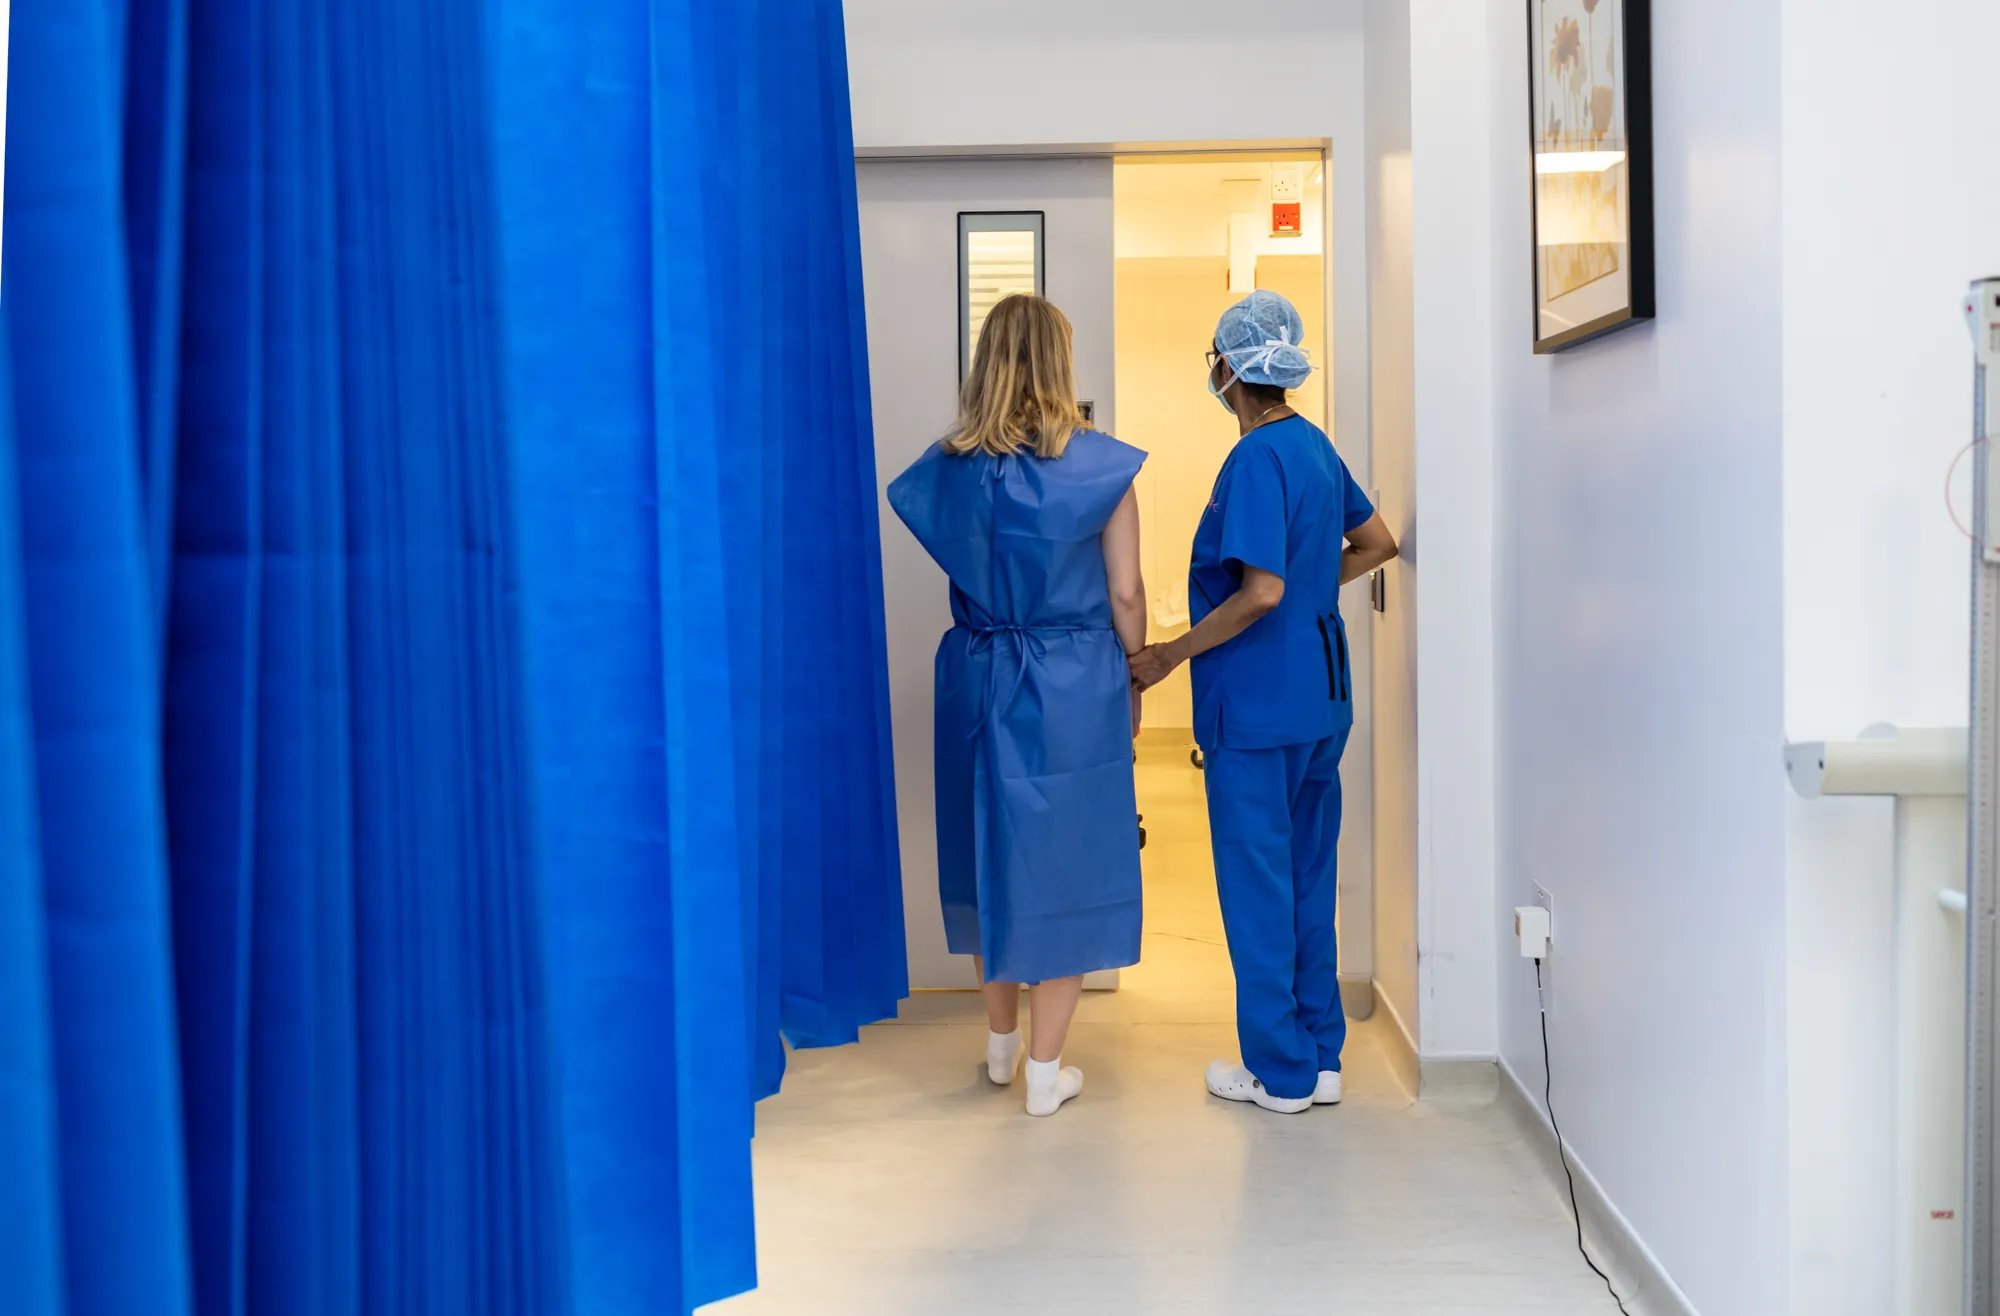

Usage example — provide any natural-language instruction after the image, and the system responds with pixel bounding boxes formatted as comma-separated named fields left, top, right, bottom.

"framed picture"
left=1526, top=0, right=1654, bottom=353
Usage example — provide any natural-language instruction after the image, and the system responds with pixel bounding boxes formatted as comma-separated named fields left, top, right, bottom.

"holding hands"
left=1128, top=641, right=1183, bottom=692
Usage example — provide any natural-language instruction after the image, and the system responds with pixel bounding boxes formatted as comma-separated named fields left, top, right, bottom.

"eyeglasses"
left=1204, top=349, right=1222, bottom=369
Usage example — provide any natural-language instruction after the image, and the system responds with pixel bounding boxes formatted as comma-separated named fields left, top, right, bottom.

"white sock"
left=986, top=1029, right=1023, bottom=1084
left=1025, top=1056, right=1083, bottom=1117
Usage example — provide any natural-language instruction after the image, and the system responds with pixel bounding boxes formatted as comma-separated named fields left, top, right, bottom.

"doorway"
left=856, top=147, right=1373, bottom=1018
left=1110, top=151, right=1337, bottom=1023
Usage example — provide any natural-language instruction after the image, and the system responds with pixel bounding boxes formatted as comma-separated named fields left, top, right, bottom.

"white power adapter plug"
left=1514, top=905, right=1551, bottom=959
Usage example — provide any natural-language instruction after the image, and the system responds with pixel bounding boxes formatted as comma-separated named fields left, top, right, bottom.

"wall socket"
left=1532, top=884, right=1555, bottom=944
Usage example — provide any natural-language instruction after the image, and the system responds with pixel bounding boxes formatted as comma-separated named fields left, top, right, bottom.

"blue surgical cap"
left=1214, top=290, right=1314, bottom=389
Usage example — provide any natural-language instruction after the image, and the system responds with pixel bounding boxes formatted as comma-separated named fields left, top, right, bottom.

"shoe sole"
left=1207, top=1082, right=1312, bottom=1115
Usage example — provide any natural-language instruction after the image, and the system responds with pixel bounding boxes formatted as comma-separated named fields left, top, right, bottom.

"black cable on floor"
left=1536, top=958, right=1633, bottom=1315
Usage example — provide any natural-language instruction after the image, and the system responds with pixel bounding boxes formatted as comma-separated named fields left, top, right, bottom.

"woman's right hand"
left=1130, top=683, right=1143, bottom=739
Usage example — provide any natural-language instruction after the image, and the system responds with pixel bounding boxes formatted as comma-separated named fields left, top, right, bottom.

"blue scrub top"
left=1188, top=415, right=1375, bottom=751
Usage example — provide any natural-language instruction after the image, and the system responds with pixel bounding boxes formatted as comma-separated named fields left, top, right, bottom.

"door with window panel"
left=857, top=158, right=1115, bottom=990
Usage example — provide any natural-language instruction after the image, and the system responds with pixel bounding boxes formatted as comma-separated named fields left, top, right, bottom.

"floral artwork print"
left=1551, top=16, right=1581, bottom=75
left=1535, top=0, right=1624, bottom=301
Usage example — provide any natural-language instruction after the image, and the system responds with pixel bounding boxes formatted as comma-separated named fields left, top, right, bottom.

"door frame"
left=855, top=138, right=1387, bottom=1016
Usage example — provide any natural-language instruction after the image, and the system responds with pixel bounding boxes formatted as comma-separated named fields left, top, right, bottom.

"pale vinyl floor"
left=715, top=738, right=1622, bottom=1315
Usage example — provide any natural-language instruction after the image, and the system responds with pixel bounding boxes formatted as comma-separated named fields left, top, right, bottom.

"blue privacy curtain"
left=0, top=2, right=903, bottom=1315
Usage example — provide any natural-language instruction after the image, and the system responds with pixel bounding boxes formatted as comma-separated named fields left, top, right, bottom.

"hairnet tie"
left=1229, top=328, right=1311, bottom=378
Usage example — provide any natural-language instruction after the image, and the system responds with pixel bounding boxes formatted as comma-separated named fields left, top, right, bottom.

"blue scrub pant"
left=1203, top=729, right=1348, bottom=1101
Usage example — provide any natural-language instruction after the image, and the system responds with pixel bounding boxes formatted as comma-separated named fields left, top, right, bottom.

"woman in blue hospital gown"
left=888, top=294, right=1148, bottom=1118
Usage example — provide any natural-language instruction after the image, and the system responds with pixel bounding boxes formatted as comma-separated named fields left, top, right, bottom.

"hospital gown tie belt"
left=962, top=622, right=1105, bottom=738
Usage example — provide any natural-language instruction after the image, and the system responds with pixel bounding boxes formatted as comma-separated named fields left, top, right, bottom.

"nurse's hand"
left=1130, top=684, right=1143, bottom=738
left=1128, top=643, right=1180, bottom=690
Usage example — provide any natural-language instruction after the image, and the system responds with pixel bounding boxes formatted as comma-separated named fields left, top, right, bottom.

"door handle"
left=1365, top=489, right=1387, bottom=615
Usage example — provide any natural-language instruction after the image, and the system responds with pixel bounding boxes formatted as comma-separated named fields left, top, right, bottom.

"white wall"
left=1451, top=0, right=1792, bottom=1310
left=1364, top=0, right=1421, bottom=1054
left=1780, top=2, right=2000, bottom=1309
left=1384, top=0, right=1990, bottom=1306
left=1406, top=3, right=1503, bottom=1066
left=843, top=0, right=1365, bottom=149
left=1364, top=0, right=1508, bottom=1069
left=1781, top=5, right=1995, bottom=742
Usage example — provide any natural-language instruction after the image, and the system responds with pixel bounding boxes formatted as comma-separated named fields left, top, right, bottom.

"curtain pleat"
left=244, top=4, right=360, bottom=1313
left=0, top=2, right=902, bottom=1313
left=0, top=328, right=70, bottom=1316
left=169, top=6, right=266, bottom=1312
left=122, top=0, right=190, bottom=624
left=3, top=5, right=198, bottom=1315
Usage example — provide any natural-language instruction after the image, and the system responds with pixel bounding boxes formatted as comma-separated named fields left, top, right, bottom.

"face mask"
left=1208, top=358, right=1238, bottom=414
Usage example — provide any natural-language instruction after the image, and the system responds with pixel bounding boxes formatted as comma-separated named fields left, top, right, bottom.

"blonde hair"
left=944, top=294, right=1088, bottom=460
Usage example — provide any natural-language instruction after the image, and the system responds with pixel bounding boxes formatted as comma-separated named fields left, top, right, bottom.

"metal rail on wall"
left=1963, top=275, right=2000, bottom=1314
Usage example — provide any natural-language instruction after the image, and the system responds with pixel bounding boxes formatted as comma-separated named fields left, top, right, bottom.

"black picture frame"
left=1525, top=0, right=1654, bottom=354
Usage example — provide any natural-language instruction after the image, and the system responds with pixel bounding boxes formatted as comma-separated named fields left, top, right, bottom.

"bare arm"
left=1128, top=566, right=1283, bottom=689
left=1340, top=512, right=1399, bottom=586
left=1103, top=487, right=1148, bottom=734
left=1102, top=486, right=1147, bottom=658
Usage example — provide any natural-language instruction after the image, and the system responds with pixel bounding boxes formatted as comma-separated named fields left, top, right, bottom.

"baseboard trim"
left=1338, top=976, right=1375, bottom=1020
left=1374, top=987, right=1421, bottom=1099
left=1497, top=1058, right=1698, bottom=1316
left=1418, top=1055, right=1499, bottom=1100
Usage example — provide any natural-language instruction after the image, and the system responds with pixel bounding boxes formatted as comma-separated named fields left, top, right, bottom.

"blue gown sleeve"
left=885, top=443, right=940, bottom=542
left=1072, top=433, right=1147, bottom=536
left=1215, top=441, right=1288, bottom=579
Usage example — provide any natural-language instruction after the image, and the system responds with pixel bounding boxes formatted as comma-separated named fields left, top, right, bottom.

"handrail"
left=1785, top=726, right=1968, bottom=800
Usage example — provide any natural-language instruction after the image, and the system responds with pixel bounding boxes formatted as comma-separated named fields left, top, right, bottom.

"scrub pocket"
left=1317, top=614, right=1351, bottom=705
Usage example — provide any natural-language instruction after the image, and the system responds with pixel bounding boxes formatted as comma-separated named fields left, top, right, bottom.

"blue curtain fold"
left=3, top=7, right=199, bottom=1316
left=168, top=6, right=266, bottom=1311
left=0, top=0, right=902, bottom=1313
left=675, top=0, right=906, bottom=1074
left=0, top=326, right=70, bottom=1316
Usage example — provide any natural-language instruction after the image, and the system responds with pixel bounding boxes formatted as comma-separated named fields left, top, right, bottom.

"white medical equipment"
left=1787, top=727, right=1968, bottom=1314
left=1785, top=279, right=2000, bottom=1312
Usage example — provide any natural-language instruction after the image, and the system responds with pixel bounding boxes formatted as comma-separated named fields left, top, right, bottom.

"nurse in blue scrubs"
left=1130, top=291, right=1398, bottom=1114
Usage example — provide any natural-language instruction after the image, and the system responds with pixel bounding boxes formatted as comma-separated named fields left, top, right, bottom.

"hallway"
left=720, top=741, right=1621, bottom=1314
